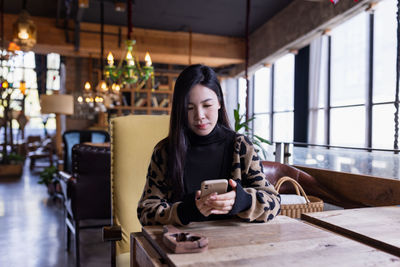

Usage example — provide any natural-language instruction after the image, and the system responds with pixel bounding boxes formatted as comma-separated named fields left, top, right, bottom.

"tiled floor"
left=0, top=160, right=110, bottom=267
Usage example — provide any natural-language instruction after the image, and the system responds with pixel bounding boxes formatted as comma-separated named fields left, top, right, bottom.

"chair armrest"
left=57, top=171, right=76, bottom=199
left=103, top=225, right=122, bottom=242
left=58, top=171, right=74, bottom=183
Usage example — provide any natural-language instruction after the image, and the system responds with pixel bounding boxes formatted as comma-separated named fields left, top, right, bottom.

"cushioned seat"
left=105, top=115, right=170, bottom=267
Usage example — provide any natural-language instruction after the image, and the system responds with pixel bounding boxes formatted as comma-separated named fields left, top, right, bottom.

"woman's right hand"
left=195, top=190, right=216, bottom=217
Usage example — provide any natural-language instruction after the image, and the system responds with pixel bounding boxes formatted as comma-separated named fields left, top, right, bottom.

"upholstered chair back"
left=63, top=130, right=110, bottom=173
left=110, top=115, right=170, bottom=257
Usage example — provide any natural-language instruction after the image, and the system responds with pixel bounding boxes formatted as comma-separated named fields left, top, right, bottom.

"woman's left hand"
left=206, top=179, right=237, bottom=214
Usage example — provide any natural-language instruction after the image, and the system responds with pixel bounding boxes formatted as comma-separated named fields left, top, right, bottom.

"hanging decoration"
left=12, top=0, right=37, bottom=52
left=104, top=40, right=153, bottom=89
left=104, top=0, right=154, bottom=91
left=78, top=0, right=116, bottom=111
left=78, top=0, right=153, bottom=112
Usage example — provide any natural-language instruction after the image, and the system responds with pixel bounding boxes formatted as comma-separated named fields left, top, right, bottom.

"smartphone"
left=200, top=179, right=228, bottom=197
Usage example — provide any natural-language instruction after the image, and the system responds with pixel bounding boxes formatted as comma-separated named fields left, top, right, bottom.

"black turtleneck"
left=184, top=124, right=235, bottom=194
left=177, top=124, right=252, bottom=225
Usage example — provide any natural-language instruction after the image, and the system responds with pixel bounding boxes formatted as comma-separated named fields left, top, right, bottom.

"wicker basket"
left=275, top=176, right=324, bottom=218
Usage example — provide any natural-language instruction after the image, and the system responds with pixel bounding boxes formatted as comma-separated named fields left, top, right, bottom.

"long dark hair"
left=165, top=64, right=231, bottom=200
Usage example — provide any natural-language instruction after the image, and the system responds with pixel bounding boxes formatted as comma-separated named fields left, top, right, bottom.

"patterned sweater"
left=137, top=134, right=281, bottom=226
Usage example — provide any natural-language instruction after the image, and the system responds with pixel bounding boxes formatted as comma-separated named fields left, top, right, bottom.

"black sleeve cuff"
left=229, top=182, right=252, bottom=215
left=177, top=192, right=207, bottom=225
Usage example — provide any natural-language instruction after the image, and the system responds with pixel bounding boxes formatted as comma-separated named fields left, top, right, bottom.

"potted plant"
left=0, top=46, right=26, bottom=177
left=233, top=104, right=271, bottom=160
left=0, top=152, right=25, bottom=177
left=38, top=166, right=59, bottom=195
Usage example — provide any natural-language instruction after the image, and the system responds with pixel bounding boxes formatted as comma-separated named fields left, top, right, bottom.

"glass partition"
left=289, top=145, right=400, bottom=180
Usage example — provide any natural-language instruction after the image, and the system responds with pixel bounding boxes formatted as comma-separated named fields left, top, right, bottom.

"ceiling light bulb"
left=18, top=28, right=29, bottom=40
left=77, top=96, right=83, bottom=103
left=2, top=81, right=9, bottom=89
left=100, top=81, right=108, bottom=92
left=126, top=51, right=134, bottom=66
left=107, top=52, right=114, bottom=66
left=19, top=81, right=26, bottom=95
left=95, top=96, right=104, bottom=103
left=111, top=83, right=121, bottom=92
left=78, top=0, right=89, bottom=8
left=145, top=52, right=152, bottom=67
left=84, top=81, right=91, bottom=91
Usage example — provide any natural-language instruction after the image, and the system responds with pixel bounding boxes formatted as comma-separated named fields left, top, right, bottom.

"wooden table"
left=302, top=205, right=400, bottom=257
left=131, top=215, right=400, bottom=266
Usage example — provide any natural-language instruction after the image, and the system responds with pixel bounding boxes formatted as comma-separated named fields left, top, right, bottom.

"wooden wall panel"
left=3, top=14, right=244, bottom=67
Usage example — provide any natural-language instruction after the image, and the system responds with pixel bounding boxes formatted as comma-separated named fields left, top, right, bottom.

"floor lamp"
left=40, top=94, right=74, bottom=159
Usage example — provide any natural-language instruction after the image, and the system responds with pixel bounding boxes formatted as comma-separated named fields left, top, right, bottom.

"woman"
left=137, top=64, right=280, bottom=226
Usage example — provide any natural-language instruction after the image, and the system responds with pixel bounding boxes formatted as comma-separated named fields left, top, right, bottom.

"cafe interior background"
left=0, top=0, right=399, bottom=266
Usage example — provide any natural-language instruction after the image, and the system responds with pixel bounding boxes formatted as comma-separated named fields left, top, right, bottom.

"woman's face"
left=187, top=84, right=221, bottom=136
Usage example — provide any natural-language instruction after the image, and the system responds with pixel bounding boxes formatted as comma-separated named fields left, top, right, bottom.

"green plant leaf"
left=38, top=166, right=58, bottom=186
left=234, top=108, right=240, bottom=121
left=4, top=152, right=24, bottom=163
left=254, top=134, right=272, bottom=145
left=244, top=117, right=255, bottom=124
left=232, top=103, right=270, bottom=160
left=237, top=122, right=247, bottom=129
left=242, top=124, right=251, bottom=131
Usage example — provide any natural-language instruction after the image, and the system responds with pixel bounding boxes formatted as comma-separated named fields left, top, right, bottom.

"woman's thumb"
left=195, top=190, right=201, bottom=199
left=229, top=179, right=237, bottom=189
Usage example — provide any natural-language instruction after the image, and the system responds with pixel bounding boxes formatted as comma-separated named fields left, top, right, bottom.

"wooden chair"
left=103, top=115, right=170, bottom=267
left=26, top=135, right=54, bottom=170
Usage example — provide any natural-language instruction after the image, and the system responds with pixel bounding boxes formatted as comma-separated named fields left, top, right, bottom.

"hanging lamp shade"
left=12, top=10, right=37, bottom=51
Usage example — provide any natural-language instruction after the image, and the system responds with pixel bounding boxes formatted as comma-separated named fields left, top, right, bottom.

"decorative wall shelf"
left=108, top=70, right=178, bottom=118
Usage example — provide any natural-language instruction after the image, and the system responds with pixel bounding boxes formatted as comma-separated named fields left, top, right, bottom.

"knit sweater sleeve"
left=137, top=144, right=185, bottom=226
left=231, top=135, right=281, bottom=222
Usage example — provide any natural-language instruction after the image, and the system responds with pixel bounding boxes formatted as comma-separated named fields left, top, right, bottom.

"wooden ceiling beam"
left=3, top=13, right=245, bottom=67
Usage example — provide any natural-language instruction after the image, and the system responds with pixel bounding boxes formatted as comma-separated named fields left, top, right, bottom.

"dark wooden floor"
left=0, top=159, right=110, bottom=267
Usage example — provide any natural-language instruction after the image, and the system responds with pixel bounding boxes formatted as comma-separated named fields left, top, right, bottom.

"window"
left=46, top=53, right=61, bottom=91
left=273, top=53, right=295, bottom=142
left=329, top=0, right=397, bottom=149
left=249, top=53, right=294, bottom=144
left=331, top=13, right=369, bottom=107
left=246, top=0, right=398, bottom=152
left=0, top=51, right=39, bottom=137
left=0, top=52, right=61, bottom=141
left=25, top=53, right=61, bottom=136
left=308, top=1, right=397, bottom=150
left=329, top=12, right=369, bottom=147
left=372, top=0, right=397, bottom=149
left=308, top=36, right=329, bottom=145
left=253, top=67, right=271, bottom=141
left=238, top=77, right=247, bottom=120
